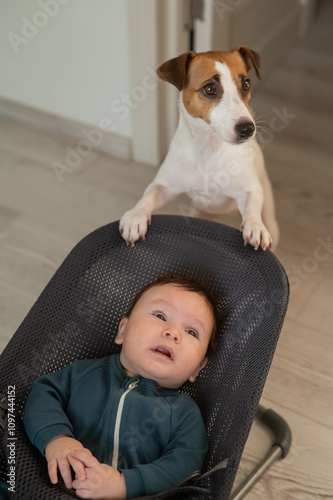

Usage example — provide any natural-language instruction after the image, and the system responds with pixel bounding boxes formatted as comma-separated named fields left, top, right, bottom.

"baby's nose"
left=163, top=327, right=181, bottom=342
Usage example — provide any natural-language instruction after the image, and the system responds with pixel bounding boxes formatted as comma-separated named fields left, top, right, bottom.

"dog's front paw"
left=240, top=220, right=272, bottom=251
left=119, top=208, right=151, bottom=247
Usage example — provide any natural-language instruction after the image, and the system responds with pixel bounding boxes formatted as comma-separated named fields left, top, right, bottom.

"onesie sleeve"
left=23, top=359, right=94, bottom=455
left=120, top=394, right=208, bottom=498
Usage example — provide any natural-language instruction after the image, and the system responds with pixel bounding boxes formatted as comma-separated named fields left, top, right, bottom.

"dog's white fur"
left=120, top=47, right=279, bottom=250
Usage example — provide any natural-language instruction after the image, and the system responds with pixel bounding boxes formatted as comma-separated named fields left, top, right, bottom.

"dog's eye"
left=203, top=83, right=217, bottom=96
left=242, top=78, right=251, bottom=92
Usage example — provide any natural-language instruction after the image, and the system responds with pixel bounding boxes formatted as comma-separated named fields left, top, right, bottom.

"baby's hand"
left=70, top=450, right=126, bottom=499
left=45, top=435, right=92, bottom=490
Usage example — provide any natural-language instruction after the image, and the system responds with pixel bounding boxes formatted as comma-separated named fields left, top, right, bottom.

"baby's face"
left=115, top=284, right=214, bottom=389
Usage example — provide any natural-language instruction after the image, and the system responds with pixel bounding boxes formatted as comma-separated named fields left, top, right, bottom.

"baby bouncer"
left=0, top=216, right=290, bottom=499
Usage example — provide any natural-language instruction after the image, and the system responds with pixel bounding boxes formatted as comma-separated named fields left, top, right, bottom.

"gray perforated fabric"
left=0, top=216, right=289, bottom=499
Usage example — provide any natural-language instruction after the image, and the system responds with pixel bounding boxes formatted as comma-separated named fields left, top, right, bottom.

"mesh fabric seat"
left=0, top=215, right=289, bottom=499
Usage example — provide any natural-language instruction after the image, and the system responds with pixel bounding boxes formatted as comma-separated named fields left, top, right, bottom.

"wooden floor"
left=1, top=2, right=332, bottom=499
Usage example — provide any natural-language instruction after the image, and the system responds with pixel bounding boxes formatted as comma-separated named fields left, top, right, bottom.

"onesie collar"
left=111, top=353, right=178, bottom=396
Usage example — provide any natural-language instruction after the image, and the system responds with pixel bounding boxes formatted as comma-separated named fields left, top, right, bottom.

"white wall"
left=0, top=0, right=132, bottom=138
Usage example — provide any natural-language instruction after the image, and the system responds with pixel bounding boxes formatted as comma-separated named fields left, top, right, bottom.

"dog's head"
left=157, top=46, right=261, bottom=144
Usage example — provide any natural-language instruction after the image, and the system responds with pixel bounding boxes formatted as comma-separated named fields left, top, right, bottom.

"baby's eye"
left=186, top=329, right=198, bottom=339
left=154, top=313, right=166, bottom=321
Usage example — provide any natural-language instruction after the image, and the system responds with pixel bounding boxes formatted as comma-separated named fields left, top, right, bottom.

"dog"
left=119, top=46, right=279, bottom=251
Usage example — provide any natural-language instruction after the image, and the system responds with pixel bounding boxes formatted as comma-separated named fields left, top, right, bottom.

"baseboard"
left=0, top=97, right=132, bottom=162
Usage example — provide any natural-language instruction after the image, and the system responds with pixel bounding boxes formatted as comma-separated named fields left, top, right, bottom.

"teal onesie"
left=23, top=354, right=208, bottom=498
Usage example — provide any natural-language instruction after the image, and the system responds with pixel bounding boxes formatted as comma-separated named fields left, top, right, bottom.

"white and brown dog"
left=120, top=46, right=279, bottom=250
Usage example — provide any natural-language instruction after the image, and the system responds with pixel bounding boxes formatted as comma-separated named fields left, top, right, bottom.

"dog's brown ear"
left=236, top=46, right=261, bottom=80
left=157, top=52, right=196, bottom=91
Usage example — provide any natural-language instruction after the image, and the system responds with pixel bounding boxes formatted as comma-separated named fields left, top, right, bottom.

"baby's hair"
left=125, top=274, right=218, bottom=358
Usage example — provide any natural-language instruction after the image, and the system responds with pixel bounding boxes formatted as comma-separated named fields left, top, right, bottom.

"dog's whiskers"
left=254, top=115, right=273, bottom=142
left=254, top=114, right=271, bottom=127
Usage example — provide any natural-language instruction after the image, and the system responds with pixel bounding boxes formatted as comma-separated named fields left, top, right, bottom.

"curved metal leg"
left=230, top=405, right=292, bottom=500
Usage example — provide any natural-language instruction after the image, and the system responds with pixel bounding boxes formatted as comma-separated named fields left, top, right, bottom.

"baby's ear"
left=189, top=357, right=208, bottom=383
left=115, top=317, right=128, bottom=345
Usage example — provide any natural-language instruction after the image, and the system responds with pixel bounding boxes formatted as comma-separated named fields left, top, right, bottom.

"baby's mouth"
left=153, top=346, right=174, bottom=361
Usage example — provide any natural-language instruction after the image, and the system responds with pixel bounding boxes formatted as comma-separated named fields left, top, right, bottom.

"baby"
left=23, top=274, right=217, bottom=499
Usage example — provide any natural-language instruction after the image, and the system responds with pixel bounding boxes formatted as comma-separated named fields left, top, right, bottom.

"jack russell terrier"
left=120, top=46, right=279, bottom=251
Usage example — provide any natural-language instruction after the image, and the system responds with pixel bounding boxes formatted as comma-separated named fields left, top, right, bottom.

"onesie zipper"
left=112, top=379, right=139, bottom=469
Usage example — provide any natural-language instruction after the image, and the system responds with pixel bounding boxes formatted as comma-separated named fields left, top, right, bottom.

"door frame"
left=128, top=0, right=189, bottom=167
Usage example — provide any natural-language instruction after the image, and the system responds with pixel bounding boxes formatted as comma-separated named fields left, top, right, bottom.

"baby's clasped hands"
left=69, top=449, right=126, bottom=499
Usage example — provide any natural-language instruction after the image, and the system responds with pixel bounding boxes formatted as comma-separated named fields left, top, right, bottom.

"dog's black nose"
left=236, top=121, right=255, bottom=140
